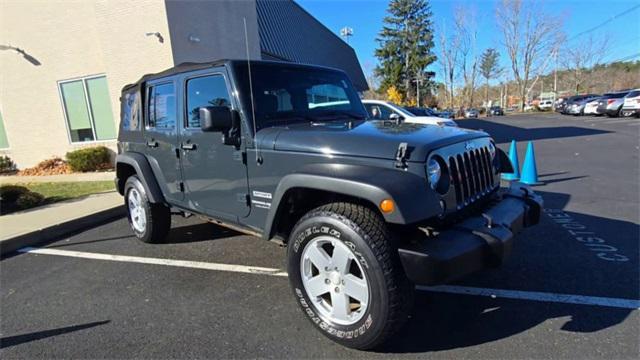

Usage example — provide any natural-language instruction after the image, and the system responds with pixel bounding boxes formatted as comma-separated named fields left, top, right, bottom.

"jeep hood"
left=259, top=120, right=488, bottom=162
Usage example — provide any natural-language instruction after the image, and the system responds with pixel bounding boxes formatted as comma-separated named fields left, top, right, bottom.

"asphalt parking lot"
left=1, top=113, right=639, bottom=359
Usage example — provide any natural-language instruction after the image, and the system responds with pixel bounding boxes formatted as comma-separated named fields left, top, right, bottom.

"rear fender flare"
left=116, top=152, right=165, bottom=204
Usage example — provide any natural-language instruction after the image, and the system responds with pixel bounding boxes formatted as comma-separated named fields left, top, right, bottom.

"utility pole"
left=413, top=74, right=425, bottom=107
left=340, top=27, right=353, bottom=44
left=553, top=49, right=558, bottom=102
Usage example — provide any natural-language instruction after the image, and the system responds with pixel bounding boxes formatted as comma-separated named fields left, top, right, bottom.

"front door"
left=179, top=70, right=250, bottom=220
left=144, top=80, right=183, bottom=202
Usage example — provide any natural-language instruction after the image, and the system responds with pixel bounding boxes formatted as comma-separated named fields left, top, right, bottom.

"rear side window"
left=147, top=83, right=176, bottom=129
left=121, top=91, right=141, bottom=131
left=626, top=90, right=640, bottom=97
left=186, top=75, right=232, bottom=128
left=609, top=92, right=628, bottom=99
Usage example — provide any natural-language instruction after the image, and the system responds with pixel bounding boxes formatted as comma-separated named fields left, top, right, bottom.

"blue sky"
left=297, top=0, right=640, bottom=83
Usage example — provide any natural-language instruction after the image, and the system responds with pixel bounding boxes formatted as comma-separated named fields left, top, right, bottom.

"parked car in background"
left=362, top=100, right=458, bottom=126
left=405, top=106, right=455, bottom=120
left=565, top=94, right=601, bottom=116
left=538, top=100, right=553, bottom=110
left=596, top=90, right=631, bottom=117
left=583, top=97, right=602, bottom=115
left=437, top=108, right=456, bottom=119
left=621, top=89, right=640, bottom=117
left=488, top=106, right=504, bottom=116
left=464, top=108, right=479, bottom=118
left=554, top=98, right=567, bottom=113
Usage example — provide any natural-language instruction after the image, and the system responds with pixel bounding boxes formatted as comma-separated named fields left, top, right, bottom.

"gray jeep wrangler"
left=116, top=60, right=542, bottom=350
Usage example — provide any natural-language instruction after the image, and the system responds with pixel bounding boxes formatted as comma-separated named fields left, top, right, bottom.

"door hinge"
left=179, top=182, right=185, bottom=192
left=233, top=150, right=247, bottom=164
left=237, top=193, right=250, bottom=206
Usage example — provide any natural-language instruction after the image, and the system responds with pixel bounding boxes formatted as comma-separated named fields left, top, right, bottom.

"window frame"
left=183, top=72, right=232, bottom=130
left=0, top=107, right=9, bottom=150
left=57, top=74, right=115, bottom=145
left=145, top=80, right=177, bottom=131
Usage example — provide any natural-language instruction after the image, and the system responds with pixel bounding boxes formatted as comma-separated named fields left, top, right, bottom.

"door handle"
left=146, top=140, right=158, bottom=148
left=181, top=142, right=196, bottom=151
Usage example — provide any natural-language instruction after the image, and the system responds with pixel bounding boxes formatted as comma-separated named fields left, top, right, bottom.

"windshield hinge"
left=395, top=142, right=409, bottom=169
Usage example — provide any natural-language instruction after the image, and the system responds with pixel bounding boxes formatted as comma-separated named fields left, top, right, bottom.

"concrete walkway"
left=0, top=191, right=124, bottom=255
left=0, top=171, right=115, bottom=184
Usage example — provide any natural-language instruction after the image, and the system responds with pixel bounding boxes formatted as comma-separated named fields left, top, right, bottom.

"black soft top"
left=121, top=59, right=345, bottom=93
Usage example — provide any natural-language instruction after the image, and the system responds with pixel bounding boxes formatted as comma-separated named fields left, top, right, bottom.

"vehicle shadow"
left=159, top=221, right=242, bottom=244
left=458, top=119, right=611, bottom=144
left=0, top=320, right=110, bottom=349
left=380, top=189, right=638, bottom=353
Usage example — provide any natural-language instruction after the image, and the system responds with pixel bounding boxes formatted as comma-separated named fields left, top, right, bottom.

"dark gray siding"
left=255, top=0, right=368, bottom=91
left=165, top=0, right=261, bottom=65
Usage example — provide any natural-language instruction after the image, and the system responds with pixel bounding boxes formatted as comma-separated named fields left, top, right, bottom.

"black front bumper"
left=397, top=183, right=543, bottom=285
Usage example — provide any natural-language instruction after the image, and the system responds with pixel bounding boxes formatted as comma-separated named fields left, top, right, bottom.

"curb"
left=0, top=205, right=125, bottom=256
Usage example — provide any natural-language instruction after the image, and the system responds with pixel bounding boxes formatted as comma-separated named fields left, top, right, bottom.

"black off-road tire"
left=124, top=175, right=170, bottom=243
left=287, top=202, right=413, bottom=350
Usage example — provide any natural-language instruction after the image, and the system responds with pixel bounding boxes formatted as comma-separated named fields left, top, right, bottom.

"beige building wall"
left=0, top=0, right=174, bottom=168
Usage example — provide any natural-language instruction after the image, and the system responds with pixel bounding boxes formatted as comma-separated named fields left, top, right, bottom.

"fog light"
left=380, top=199, right=395, bottom=213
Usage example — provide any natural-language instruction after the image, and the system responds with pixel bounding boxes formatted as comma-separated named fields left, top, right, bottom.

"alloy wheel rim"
left=300, top=236, right=369, bottom=325
left=128, top=188, right=146, bottom=233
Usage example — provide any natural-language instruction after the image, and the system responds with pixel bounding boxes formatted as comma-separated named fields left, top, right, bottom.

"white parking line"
left=18, top=247, right=288, bottom=277
left=605, top=118, right=639, bottom=124
left=18, top=247, right=640, bottom=310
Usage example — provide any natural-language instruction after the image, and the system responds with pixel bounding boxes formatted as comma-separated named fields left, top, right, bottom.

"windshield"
left=233, top=63, right=367, bottom=131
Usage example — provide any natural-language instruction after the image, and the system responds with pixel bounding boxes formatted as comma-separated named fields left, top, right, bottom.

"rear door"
left=179, top=69, right=250, bottom=220
left=144, top=79, right=184, bottom=202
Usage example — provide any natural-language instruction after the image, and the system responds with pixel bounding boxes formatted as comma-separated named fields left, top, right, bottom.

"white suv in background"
left=538, top=100, right=553, bottom=110
left=362, top=100, right=458, bottom=127
left=621, top=89, right=640, bottom=118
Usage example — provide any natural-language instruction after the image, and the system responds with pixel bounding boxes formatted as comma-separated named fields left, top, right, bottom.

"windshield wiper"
left=313, top=111, right=366, bottom=121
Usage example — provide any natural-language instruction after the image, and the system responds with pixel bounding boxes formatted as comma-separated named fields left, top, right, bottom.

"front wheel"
left=287, top=202, right=413, bottom=350
left=124, top=175, right=170, bottom=243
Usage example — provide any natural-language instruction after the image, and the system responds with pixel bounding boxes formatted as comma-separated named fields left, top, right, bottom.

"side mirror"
left=389, top=113, right=403, bottom=121
left=199, top=106, right=232, bottom=132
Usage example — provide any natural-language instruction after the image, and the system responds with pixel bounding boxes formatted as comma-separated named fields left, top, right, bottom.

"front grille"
left=448, top=146, right=496, bottom=208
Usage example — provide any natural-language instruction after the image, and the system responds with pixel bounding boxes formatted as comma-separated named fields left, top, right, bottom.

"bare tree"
left=437, top=21, right=459, bottom=109
left=495, top=0, right=563, bottom=111
left=454, top=5, right=479, bottom=108
left=562, top=34, right=611, bottom=93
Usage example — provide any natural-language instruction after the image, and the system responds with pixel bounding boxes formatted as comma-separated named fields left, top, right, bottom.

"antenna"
left=243, top=17, right=260, bottom=163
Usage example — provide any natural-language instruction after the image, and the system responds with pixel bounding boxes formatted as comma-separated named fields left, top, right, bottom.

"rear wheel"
left=124, top=175, right=170, bottom=243
left=287, top=202, right=413, bottom=350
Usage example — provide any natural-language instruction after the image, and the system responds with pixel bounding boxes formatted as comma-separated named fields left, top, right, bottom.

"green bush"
left=0, top=185, right=30, bottom=203
left=66, top=146, right=112, bottom=172
left=16, top=191, right=45, bottom=208
left=0, top=155, right=16, bottom=173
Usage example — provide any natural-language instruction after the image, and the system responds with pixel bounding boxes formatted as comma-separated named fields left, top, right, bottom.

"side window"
left=186, top=75, right=231, bottom=128
left=365, top=104, right=393, bottom=120
left=122, top=91, right=141, bottom=131
left=147, top=83, right=176, bottom=130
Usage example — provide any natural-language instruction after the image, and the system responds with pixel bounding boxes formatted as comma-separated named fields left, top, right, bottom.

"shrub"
left=0, top=155, right=16, bottom=173
left=0, top=185, right=30, bottom=203
left=66, top=146, right=112, bottom=172
left=15, top=191, right=45, bottom=208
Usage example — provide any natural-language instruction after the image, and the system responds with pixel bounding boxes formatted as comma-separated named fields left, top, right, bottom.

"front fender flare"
left=263, top=163, right=440, bottom=240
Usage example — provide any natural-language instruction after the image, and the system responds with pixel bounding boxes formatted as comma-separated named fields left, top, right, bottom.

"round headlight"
left=488, top=142, right=496, bottom=159
left=427, top=158, right=441, bottom=189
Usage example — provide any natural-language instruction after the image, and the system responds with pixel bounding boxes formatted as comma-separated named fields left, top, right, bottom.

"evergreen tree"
left=479, top=48, right=500, bottom=104
left=375, top=0, right=437, bottom=104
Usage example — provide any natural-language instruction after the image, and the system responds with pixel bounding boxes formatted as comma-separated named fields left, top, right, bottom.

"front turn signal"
left=379, top=199, right=395, bottom=213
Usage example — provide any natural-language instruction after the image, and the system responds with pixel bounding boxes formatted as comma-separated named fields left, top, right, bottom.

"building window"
left=0, top=110, right=9, bottom=149
left=147, top=83, right=176, bottom=129
left=59, top=75, right=116, bottom=143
